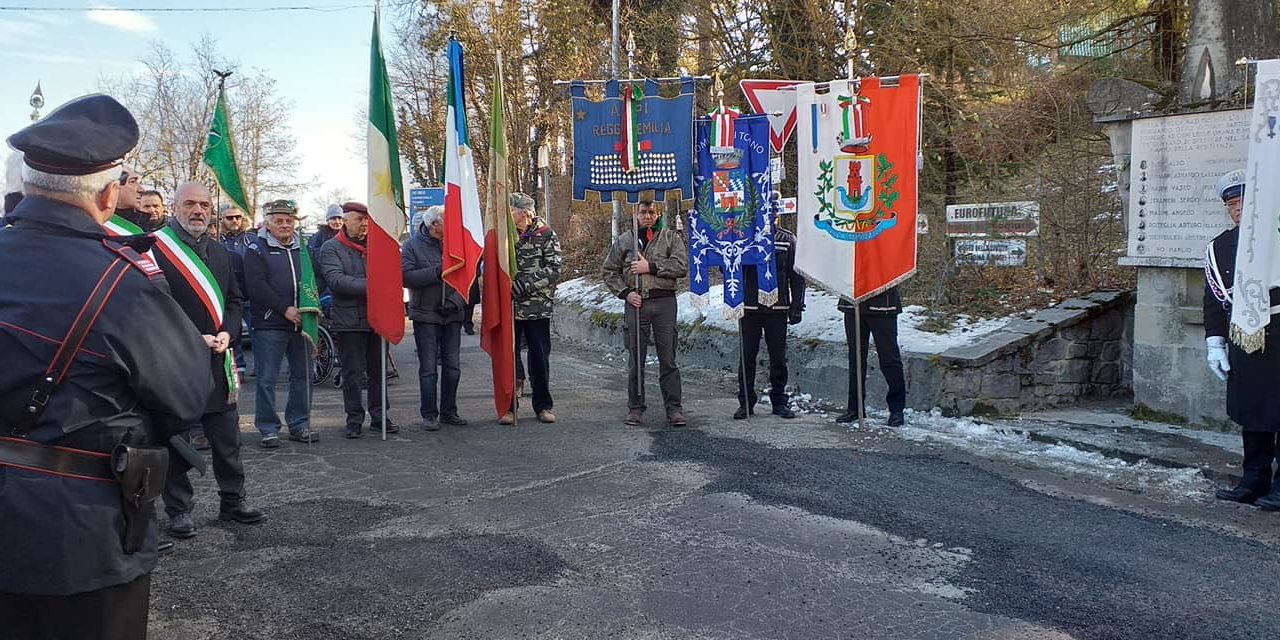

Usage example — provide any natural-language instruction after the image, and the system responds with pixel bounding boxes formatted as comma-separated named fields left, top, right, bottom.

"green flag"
left=298, top=239, right=321, bottom=346
left=202, top=84, right=252, bottom=215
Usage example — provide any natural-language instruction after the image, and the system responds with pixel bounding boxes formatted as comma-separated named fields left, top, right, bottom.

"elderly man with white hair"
left=401, top=204, right=468, bottom=431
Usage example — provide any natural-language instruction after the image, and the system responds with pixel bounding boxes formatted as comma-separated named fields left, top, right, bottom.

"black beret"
left=6, top=94, right=139, bottom=176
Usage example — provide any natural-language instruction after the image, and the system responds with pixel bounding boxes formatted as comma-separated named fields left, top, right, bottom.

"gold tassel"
left=1230, top=324, right=1267, bottom=354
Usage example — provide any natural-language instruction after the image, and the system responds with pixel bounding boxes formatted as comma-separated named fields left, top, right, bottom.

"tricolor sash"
left=104, top=215, right=238, bottom=398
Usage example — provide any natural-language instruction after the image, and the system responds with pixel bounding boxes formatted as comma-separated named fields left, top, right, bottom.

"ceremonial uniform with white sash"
left=1205, top=224, right=1280, bottom=503
left=144, top=218, right=251, bottom=520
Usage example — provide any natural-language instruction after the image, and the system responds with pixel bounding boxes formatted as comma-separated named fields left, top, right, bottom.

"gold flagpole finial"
left=714, top=71, right=725, bottom=110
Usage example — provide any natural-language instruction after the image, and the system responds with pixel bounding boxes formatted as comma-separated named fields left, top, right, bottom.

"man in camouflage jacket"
left=507, top=193, right=563, bottom=425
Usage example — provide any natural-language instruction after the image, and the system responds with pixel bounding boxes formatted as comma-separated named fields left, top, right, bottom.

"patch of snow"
left=557, top=278, right=1013, bottom=354
left=893, top=408, right=1211, bottom=493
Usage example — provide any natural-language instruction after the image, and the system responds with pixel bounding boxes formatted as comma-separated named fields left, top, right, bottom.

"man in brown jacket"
left=601, top=200, right=689, bottom=427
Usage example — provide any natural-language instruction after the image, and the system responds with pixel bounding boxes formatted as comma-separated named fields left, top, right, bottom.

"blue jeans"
left=413, top=321, right=462, bottom=420
left=253, top=329, right=312, bottom=436
left=235, top=303, right=252, bottom=371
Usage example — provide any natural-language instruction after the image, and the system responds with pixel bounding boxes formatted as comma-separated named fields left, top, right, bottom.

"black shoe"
left=421, top=419, right=441, bottom=431
left=157, top=539, right=175, bottom=555
left=219, top=503, right=266, bottom=525
left=288, top=429, right=320, bottom=443
left=370, top=418, right=400, bottom=434
left=464, top=325, right=476, bottom=335
left=773, top=406, right=796, bottom=419
left=345, top=426, right=363, bottom=439
left=1215, top=486, right=1268, bottom=504
left=439, top=414, right=468, bottom=426
left=887, top=412, right=905, bottom=427
left=733, top=406, right=750, bottom=420
left=834, top=411, right=858, bottom=424
left=167, top=513, right=197, bottom=539
left=1256, top=492, right=1280, bottom=511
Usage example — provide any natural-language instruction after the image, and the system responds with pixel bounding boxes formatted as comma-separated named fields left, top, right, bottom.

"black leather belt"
left=0, top=436, right=116, bottom=482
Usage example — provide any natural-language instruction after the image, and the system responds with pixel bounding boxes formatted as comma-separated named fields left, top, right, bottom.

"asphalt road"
left=148, top=328, right=1280, bottom=639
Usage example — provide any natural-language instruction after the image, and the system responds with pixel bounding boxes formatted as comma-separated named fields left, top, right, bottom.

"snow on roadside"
left=556, top=277, right=1013, bottom=354
left=891, top=408, right=1210, bottom=497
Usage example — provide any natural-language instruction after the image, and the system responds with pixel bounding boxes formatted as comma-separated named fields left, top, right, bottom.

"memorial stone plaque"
left=1126, top=109, right=1248, bottom=263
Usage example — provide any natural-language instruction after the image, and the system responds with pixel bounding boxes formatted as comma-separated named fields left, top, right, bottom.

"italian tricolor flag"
left=482, top=52, right=516, bottom=419
left=366, top=6, right=407, bottom=344
left=441, top=36, right=484, bottom=300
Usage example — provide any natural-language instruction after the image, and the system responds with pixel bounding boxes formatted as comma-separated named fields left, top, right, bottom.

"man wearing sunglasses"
left=220, top=204, right=256, bottom=378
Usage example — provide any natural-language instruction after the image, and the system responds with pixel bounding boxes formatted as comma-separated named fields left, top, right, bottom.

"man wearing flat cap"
left=0, top=94, right=212, bottom=638
left=244, top=199, right=321, bottom=448
left=321, top=201, right=401, bottom=438
left=504, top=192, right=562, bottom=425
left=1204, top=169, right=1280, bottom=511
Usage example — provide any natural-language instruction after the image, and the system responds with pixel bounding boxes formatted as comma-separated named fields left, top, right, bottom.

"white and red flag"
left=442, top=36, right=484, bottom=299
left=366, top=6, right=406, bottom=344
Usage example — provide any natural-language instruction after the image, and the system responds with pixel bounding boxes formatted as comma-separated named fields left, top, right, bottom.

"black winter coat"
left=743, top=227, right=806, bottom=316
left=243, top=231, right=306, bottom=333
left=401, top=232, right=466, bottom=325
left=156, top=219, right=243, bottom=414
left=837, top=286, right=903, bottom=316
left=0, top=197, right=211, bottom=595
left=1203, top=226, right=1280, bottom=431
left=319, top=231, right=371, bottom=332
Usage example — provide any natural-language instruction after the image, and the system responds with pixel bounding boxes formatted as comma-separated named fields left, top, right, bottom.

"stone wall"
left=553, top=288, right=1135, bottom=417
left=1131, top=267, right=1229, bottom=428
left=929, top=291, right=1134, bottom=416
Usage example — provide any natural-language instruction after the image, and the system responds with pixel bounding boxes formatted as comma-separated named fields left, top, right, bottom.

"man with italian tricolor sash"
left=147, top=181, right=265, bottom=540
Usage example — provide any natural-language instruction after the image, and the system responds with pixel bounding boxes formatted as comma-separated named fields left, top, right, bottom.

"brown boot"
left=667, top=411, right=687, bottom=427
left=625, top=410, right=644, bottom=426
left=498, top=411, right=515, bottom=425
left=537, top=410, right=557, bottom=423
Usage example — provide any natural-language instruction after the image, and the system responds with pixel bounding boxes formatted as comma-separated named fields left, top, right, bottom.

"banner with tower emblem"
left=689, top=112, right=776, bottom=318
left=795, top=75, right=920, bottom=301
left=570, top=79, right=695, bottom=203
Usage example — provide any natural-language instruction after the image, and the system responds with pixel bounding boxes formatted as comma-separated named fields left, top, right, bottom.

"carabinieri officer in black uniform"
left=1204, top=169, right=1280, bottom=511
left=0, top=94, right=213, bottom=639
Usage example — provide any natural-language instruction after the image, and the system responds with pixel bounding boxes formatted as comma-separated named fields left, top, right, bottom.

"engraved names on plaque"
left=1126, top=109, right=1248, bottom=264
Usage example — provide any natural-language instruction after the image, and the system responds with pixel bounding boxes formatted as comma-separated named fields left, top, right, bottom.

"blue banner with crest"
left=689, top=113, right=776, bottom=319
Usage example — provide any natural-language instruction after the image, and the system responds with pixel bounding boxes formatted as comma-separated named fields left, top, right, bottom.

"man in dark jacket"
left=1203, top=169, right=1280, bottom=510
left=220, top=204, right=256, bottom=376
left=836, top=286, right=906, bottom=426
left=243, top=199, right=318, bottom=448
left=402, top=204, right=468, bottom=431
left=158, top=182, right=266, bottom=540
left=137, top=189, right=167, bottom=228
left=0, top=95, right=212, bottom=639
left=112, top=165, right=160, bottom=232
left=735, top=212, right=806, bottom=420
left=320, top=201, right=400, bottom=438
left=309, top=203, right=343, bottom=254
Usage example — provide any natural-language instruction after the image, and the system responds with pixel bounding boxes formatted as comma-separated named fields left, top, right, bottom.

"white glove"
left=1206, top=336, right=1231, bottom=382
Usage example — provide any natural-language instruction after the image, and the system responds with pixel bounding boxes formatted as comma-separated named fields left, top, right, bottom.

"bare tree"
left=109, top=36, right=306, bottom=219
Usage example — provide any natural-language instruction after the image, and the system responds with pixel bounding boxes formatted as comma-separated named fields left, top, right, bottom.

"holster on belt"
left=111, top=443, right=169, bottom=554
